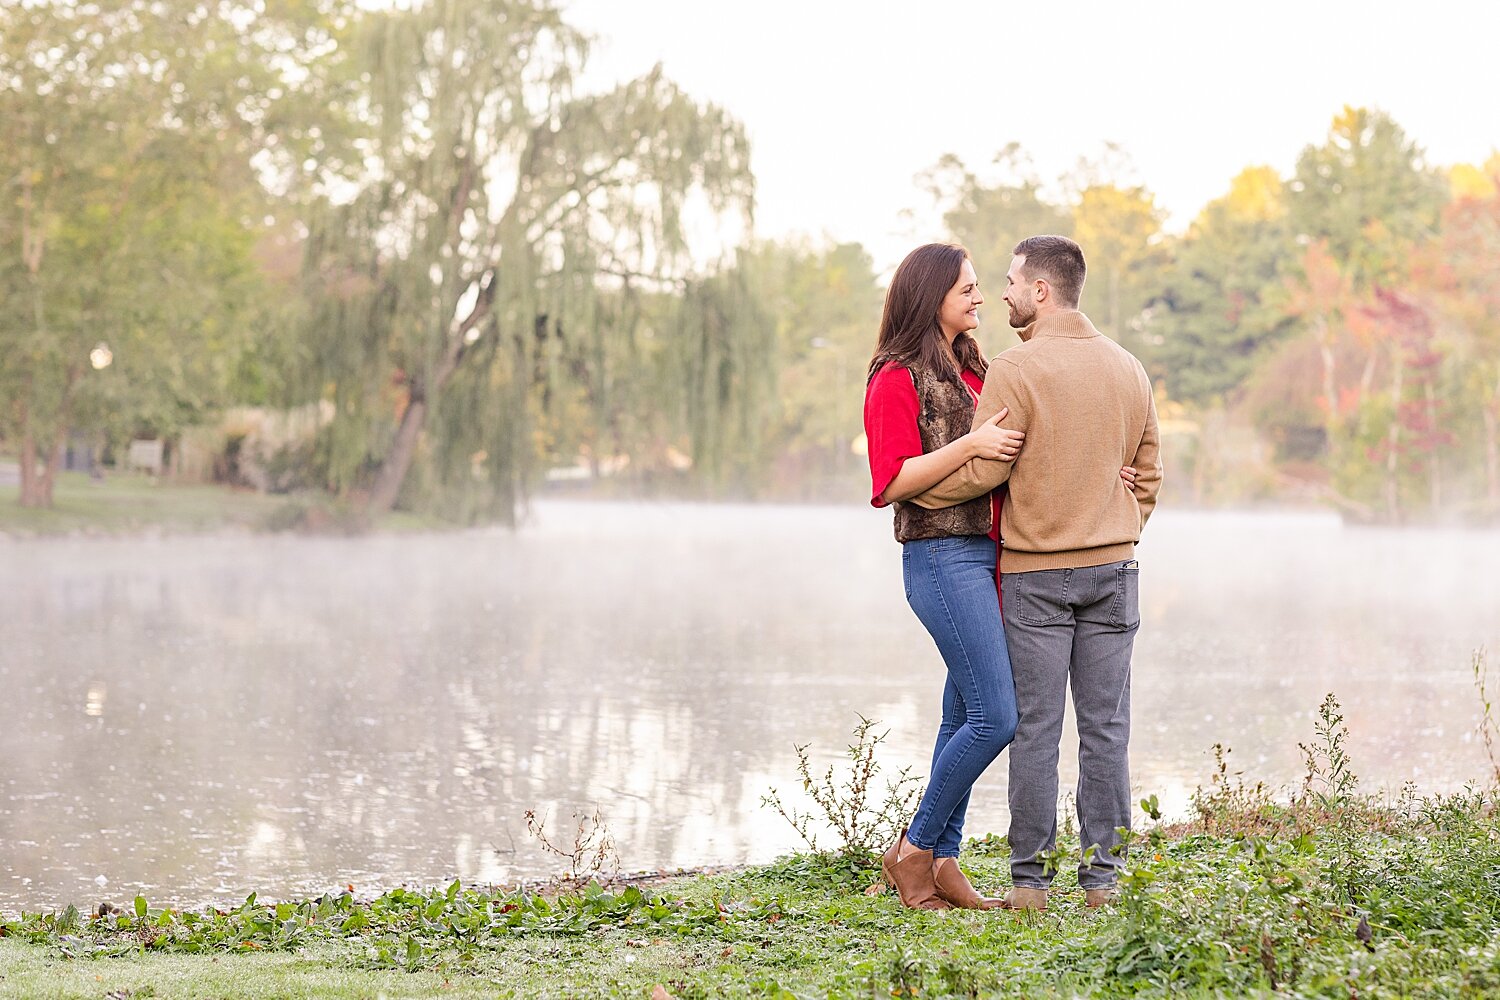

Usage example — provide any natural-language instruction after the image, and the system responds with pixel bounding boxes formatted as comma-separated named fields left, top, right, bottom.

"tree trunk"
left=366, top=392, right=427, bottom=514
left=17, top=367, right=83, bottom=509
left=361, top=282, right=494, bottom=517
left=1385, top=354, right=1403, bottom=523
left=1425, top=380, right=1441, bottom=513
left=1356, top=355, right=1377, bottom=435
left=16, top=379, right=53, bottom=508
left=1192, top=412, right=1223, bottom=505
left=1316, top=319, right=1339, bottom=464
left=17, top=426, right=65, bottom=508
left=1108, top=267, right=1120, bottom=342
left=17, top=415, right=46, bottom=509
left=1487, top=370, right=1500, bottom=508
left=39, top=420, right=66, bottom=501
left=18, top=472, right=51, bottom=508
left=17, top=174, right=52, bottom=508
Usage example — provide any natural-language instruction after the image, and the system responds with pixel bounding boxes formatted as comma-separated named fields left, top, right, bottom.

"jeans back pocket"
left=1109, top=562, right=1141, bottom=629
left=1012, top=569, right=1070, bottom=626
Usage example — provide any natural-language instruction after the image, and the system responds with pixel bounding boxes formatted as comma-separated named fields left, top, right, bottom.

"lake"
left=2, top=502, right=1496, bottom=912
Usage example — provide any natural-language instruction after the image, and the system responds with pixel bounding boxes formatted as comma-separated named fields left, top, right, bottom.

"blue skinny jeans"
left=902, top=535, right=1019, bottom=857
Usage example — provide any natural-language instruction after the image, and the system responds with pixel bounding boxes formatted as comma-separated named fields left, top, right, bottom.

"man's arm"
left=910, top=362, right=1028, bottom=509
left=1130, top=387, right=1163, bottom=528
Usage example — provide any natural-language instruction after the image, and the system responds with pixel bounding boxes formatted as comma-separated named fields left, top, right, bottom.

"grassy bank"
left=2, top=799, right=1498, bottom=998
left=0, top=471, right=442, bottom=537
left=4, top=704, right=1499, bottom=998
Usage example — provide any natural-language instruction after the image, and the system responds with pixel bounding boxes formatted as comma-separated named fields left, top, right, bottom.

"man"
left=913, top=234, right=1162, bottom=910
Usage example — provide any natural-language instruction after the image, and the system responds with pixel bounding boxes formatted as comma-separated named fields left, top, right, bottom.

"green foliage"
left=1072, top=181, right=1170, bottom=357
left=1152, top=167, right=1297, bottom=404
left=752, top=241, right=882, bottom=496
left=672, top=262, right=778, bottom=492
left=0, top=0, right=293, bottom=505
left=744, top=852, right=883, bottom=895
left=922, top=147, right=1074, bottom=276
left=928, top=115, right=1499, bottom=525
left=1090, top=787, right=1500, bottom=997
left=1189, top=743, right=1274, bottom=834
left=644, top=240, right=881, bottom=497
left=1084, top=700, right=1500, bottom=998
left=923, top=146, right=1173, bottom=357
left=8, top=781, right=1500, bottom=996
left=292, top=0, right=754, bottom=516
left=1298, top=692, right=1360, bottom=811
left=1288, top=107, right=1448, bottom=290
left=7, top=31, right=1500, bottom=527
left=0, top=881, right=788, bottom=970
left=1299, top=695, right=1369, bottom=906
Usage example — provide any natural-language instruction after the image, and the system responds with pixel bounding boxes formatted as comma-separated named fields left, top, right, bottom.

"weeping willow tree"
left=300, top=0, right=753, bottom=520
left=673, top=262, right=778, bottom=492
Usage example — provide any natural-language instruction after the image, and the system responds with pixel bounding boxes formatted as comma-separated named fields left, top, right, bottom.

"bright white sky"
left=565, top=0, right=1500, bottom=272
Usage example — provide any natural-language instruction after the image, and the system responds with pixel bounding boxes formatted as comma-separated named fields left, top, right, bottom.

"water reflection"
left=1, top=504, right=1496, bottom=911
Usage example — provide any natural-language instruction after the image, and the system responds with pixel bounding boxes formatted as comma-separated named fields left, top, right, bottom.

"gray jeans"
left=1001, top=559, right=1139, bottom=890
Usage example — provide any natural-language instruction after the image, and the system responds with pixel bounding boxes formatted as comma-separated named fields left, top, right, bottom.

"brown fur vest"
left=892, top=366, right=994, bottom=543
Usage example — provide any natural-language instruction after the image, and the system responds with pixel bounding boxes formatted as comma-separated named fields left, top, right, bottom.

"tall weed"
left=762, top=716, right=923, bottom=857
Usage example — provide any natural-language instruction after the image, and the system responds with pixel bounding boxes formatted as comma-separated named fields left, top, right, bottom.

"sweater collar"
left=1020, top=310, right=1101, bottom=341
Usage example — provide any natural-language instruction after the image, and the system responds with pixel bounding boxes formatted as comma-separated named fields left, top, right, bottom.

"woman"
left=862, top=243, right=1021, bottom=910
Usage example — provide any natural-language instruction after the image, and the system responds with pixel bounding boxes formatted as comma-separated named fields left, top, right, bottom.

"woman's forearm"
left=879, top=437, right=975, bottom=504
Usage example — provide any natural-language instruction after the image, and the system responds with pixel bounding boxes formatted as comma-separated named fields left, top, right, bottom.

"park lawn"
left=4, top=782, right=1500, bottom=1000
left=0, top=860, right=1219, bottom=1000
left=0, top=471, right=443, bottom=537
left=0, top=940, right=502, bottom=1000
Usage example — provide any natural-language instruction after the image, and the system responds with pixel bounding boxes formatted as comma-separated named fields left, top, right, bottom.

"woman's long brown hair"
left=866, top=243, right=988, bottom=386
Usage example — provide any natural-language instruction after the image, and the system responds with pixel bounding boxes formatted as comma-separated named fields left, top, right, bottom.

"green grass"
left=0, top=941, right=498, bottom=999
left=4, top=784, right=1500, bottom=999
left=0, top=471, right=446, bottom=536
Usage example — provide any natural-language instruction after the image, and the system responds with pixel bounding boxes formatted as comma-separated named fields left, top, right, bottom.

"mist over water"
left=2, top=502, right=1496, bottom=912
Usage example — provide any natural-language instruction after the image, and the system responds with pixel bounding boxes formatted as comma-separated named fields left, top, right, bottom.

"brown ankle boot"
left=881, top=830, right=950, bottom=910
left=1084, top=887, right=1118, bottom=909
left=932, top=858, right=1004, bottom=910
left=1000, top=886, right=1048, bottom=911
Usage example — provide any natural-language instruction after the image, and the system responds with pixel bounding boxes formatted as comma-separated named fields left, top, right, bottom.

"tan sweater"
left=914, top=310, right=1162, bottom=572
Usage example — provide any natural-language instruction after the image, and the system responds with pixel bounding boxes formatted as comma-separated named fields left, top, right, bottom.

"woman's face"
left=937, top=258, right=983, bottom=339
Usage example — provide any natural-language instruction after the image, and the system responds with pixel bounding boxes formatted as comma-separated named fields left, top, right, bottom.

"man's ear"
left=1034, top=279, right=1049, bottom=303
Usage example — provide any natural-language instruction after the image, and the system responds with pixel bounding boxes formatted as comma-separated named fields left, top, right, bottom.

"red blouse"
left=863, top=363, right=1003, bottom=544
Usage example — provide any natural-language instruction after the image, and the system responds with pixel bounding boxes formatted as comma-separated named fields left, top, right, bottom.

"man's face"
left=1002, top=255, right=1037, bottom=329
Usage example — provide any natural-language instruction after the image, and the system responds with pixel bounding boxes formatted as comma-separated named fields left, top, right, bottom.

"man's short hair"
left=1012, top=235, right=1086, bottom=308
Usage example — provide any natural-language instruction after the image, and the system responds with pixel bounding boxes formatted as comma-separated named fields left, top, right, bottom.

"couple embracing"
left=863, top=236, right=1163, bottom=911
